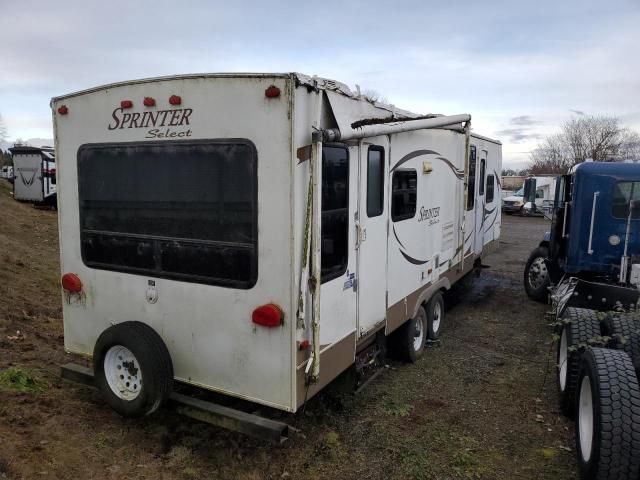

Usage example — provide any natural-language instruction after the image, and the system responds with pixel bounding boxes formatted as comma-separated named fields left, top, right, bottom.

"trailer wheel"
left=94, top=322, right=174, bottom=417
left=426, top=292, right=445, bottom=340
left=524, top=245, right=550, bottom=303
left=575, top=347, right=640, bottom=480
left=557, top=308, right=601, bottom=417
left=390, top=306, right=427, bottom=363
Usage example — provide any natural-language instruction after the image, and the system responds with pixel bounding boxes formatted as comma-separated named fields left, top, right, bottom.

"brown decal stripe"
left=392, top=224, right=406, bottom=249
left=391, top=149, right=440, bottom=172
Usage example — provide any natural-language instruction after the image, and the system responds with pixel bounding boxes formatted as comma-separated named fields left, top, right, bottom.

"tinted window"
left=367, top=146, right=384, bottom=217
left=78, top=140, right=258, bottom=288
left=391, top=170, right=417, bottom=222
left=322, top=146, right=349, bottom=282
left=467, top=146, right=476, bottom=210
left=479, top=156, right=486, bottom=196
left=612, top=181, right=640, bottom=219
left=486, top=174, right=495, bottom=203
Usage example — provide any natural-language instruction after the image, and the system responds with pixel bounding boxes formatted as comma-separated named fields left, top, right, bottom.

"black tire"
left=426, top=292, right=444, bottom=340
left=575, top=347, right=640, bottom=480
left=602, top=312, right=640, bottom=372
left=557, top=308, right=601, bottom=417
left=93, top=321, right=174, bottom=417
left=389, top=306, right=427, bottom=363
left=523, top=245, right=550, bottom=303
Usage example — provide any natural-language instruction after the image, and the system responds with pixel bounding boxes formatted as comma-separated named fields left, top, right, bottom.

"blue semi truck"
left=524, top=162, right=640, bottom=480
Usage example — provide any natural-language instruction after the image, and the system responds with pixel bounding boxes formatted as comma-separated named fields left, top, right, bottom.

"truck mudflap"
left=552, top=277, right=640, bottom=316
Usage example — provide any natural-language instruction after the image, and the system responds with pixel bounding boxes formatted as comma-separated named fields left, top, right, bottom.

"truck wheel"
left=523, top=245, right=550, bottom=303
left=602, top=312, right=640, bottom=372
left=557, top=308, right=601, bottom=417
left=390, top=306, right=427, bottom=363
left=426, top=292, right=444, bottom=340
left=94, top=322, right=174, bottom=417
left=575, top=347, right=640, bottom=480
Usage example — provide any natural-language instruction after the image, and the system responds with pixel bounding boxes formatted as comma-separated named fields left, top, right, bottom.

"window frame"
left=391, top=168, right=418, bottom=222
left=366, top=145, right=385, bottom=218
left=76, top=139, right=259, bottom=289
left=612, top=181, right=640, bottom=220
left=479, top=156, right=486, bottom=196
left=466, top=146, right=477, bottom=211
left=321, top=143, right=350, bottom=284
left=486, top=174, right=495, bottom=203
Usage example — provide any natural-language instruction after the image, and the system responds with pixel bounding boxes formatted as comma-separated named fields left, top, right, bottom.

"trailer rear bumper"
left=61, top=363, right=290, bottom=444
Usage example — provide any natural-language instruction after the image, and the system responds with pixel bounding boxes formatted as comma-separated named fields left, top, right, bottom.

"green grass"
left=0, top=367, right=47, bottom=393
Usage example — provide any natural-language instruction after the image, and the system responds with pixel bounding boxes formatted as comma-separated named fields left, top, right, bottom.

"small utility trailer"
left=9, top=145, right=57, bottom=206
left=52, top=73, right=501, bottom=440
left=524, top=162, right=640, bottom=479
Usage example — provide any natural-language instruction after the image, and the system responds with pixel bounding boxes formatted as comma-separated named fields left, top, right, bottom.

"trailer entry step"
left=60, top=363, right=289, bottom=444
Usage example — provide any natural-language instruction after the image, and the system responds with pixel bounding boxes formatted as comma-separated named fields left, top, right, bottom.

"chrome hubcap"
left=528, top=257, right=548, bottom=289
left=578, top=375, right=594, bottom=462
left=559, top=328, right=568, bottom=392
left=413, top=316, right=424, bottom=352
left=104, top=345, right=142, bottom=401
left=432, top=303, right=442, bottom=334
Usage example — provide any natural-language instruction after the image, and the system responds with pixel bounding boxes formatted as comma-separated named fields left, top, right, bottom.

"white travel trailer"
left=1, top=165, right=13, bottom=181
left=52, top=73, right=501, bottom=421
left=10, top=146, right=57, bottom=204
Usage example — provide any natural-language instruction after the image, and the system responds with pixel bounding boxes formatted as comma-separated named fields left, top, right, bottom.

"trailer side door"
left=356, top=137, right=389, bottom=338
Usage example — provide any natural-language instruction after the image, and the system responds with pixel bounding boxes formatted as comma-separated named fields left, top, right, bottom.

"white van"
left=52, top=73, right=501, bottom=417
left=502, top=176, right=556, bottom=215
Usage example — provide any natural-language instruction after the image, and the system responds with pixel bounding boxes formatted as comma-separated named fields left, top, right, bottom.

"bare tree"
left=529, top=114, right=639, bottom=173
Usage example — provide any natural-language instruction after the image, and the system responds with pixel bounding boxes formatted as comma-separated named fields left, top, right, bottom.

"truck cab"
left=524, top=162, right=640, bottom=308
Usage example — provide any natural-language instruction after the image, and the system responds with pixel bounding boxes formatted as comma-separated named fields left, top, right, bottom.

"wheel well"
left=539, top=240, right=550, bottom=250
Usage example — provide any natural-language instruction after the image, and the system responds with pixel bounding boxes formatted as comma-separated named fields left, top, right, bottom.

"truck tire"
left=575, top=347, right=640, bottom=480
left=524, top=245, right=550, bottom=303
left=602, top=312, right=640, bottom=373
left=557, top=308, right=601, bottom=417
left=389, top=306, right=427, bottom=363
left=94, top=321, right=174, bottom=417
left=426, top=292, right=444, bottom=340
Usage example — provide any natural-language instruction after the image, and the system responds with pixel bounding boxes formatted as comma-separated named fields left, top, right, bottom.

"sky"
left=1, top=0, right=639, bottom=168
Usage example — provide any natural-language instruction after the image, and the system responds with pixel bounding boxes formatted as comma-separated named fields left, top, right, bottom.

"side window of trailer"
left=78, top=140, right=258, bottom=288
left=467, top=146, right=476, bottom=210
left=367, top=146, right=385, bottom=218
left=321, top=145, right=350, bottom=283
left=391, top=170, right=417, bottom=222
left=486, top=174, right=495, bottom=203
left=479, top=156, right=486, bottom=196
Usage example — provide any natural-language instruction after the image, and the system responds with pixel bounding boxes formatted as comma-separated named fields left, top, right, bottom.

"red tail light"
left=143, top=97, right=156, bottom=107
left=121, top=100, right=133, bottom=109
left=61, top=273, right=82, bottom=293
left=252, top=304, right=283, bottom=328
left=265, top=86, right=280, bottom=98
left=57, top=105, right=68, bottom=115
left=169, top=95, right=182, bottom=105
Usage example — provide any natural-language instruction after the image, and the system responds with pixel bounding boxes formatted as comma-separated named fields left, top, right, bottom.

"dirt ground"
left=0, top=179, right=577, bottom=480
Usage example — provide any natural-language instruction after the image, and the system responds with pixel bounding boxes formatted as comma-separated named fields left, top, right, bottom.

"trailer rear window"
left=612, top=181, right=640, bottom=220
left=78, top=140, right=258, bottom=288
left=486, top=174, right=495, bottom=203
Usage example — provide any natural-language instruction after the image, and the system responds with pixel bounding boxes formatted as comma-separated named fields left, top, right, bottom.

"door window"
left=366, top=146, right=385, bottom=218
left=467, top=146, right=476, bottom=210
left=321, top=145, right=350, bottom=282
left=486, top=174, right=495, bottom=203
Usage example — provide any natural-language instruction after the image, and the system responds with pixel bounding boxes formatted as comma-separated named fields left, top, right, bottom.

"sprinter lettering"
left=108, top=107, right=193, bottom=130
